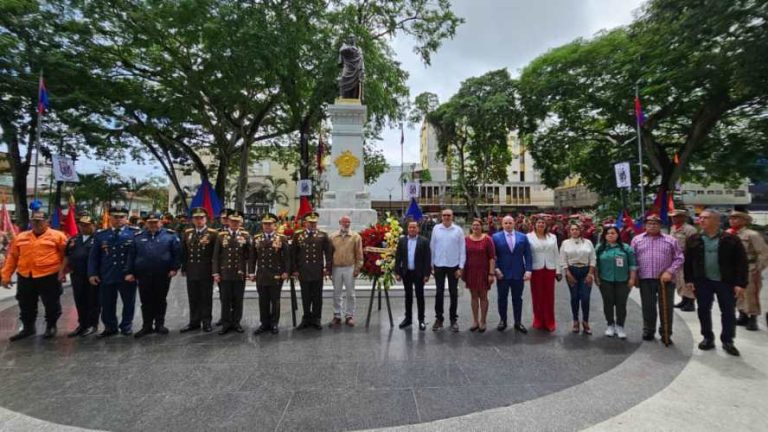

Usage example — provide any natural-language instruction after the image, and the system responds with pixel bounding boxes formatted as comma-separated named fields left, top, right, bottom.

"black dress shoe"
left=497, top=321, right=507, bottom=332
left=180, top=324, right=200, bottom=333
left=134, top=328, right=154, bottom=339
left=271, top=326, right=279, bottom=334
left=722, top=343, right=740, bottom=357
left=419, top=322, right=426, bottom=331
left=9, top=329, right=35, bottom=342
left=514, top=323, right=528, bottom=334
left=698, top=339, right=716, bottom=351
left=746, top=315, right=759, bottom=331
left=398, top=319, right=413, bottom=329
left=67, top=326, right=85, bottom=338
left=218, top=326, right=231, bottom=335
left=736, top=312, right=749, bottom=326
left=296, top=321, right=309, bottom=330
left=253, top=326, right=268, bottom=335
left=215, top=320, right=223, bottom=327
left=42, top=327, right=57, bottom=339
left=202, top=322, right=213, bottom=332
left=680, top=302, right=695, bottom=312
left=155, top=325, right=170, bottom=335
left=642, top=332, right=655, bottom=341
left=312, top=322, right=323, bottom=330
left=233, top=324, right=245, bottom=333
left=81, top=326, right=98, bottom=337
left=674, top=299, right=685, bottom=309
left=98, top=329, right=118, bottom=338
left=121, top=329, right=133, bottom=336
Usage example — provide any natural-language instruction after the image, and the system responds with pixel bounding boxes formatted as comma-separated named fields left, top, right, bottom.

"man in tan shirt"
left=329, top=215, right=363, bottom=327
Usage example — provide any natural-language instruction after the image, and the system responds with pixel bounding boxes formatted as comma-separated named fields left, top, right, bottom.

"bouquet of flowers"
left=360, top=213, right=402, bottom=290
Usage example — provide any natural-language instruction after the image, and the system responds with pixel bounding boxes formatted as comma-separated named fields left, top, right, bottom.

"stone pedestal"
left=317, top=100, right=377, bottom=231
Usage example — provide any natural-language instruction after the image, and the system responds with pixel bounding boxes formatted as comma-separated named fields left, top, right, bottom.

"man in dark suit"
left=684, top=208, right=748, bottom=356
left=491, top=215, right=532, bottom=333
left=291, top=212, right=333, bottom=330
left=180, top=207, right=219, bottom=333
left=395, top=221, right=431, bottom=330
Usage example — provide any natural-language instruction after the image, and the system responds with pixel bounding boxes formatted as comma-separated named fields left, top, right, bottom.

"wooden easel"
left=364, top=275, right=393, bottom=328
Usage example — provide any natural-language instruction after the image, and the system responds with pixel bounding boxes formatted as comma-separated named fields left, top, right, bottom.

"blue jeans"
left=100, top=282, right=137, bottom=332
left=497, top=279, right=525, bottom=324
left=568, top=266, right=592, bottom=321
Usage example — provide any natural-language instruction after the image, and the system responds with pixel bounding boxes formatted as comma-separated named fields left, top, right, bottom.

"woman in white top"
left=559, top=223, right=597, bottom=334
left=526, top=217, right=562, bottom=332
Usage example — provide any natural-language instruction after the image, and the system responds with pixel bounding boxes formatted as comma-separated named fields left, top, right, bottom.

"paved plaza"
left=0, top=276, right=765, bottom=431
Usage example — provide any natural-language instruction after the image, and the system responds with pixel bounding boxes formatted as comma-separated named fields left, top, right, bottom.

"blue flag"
left=189, top=178, right=223, bottom=218
left=404, top=198, right=423, bottom=222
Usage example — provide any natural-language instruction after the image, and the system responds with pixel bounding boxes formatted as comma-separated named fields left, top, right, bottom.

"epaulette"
left=207, top=228, right=218, bottom=233
left=134, top=230, right=143, bottom=236
left=128, top=226, right=140, bottom=231
left=95, top=228, right=107, bottom=234
left=166, top=228, right=175, bottom=233
left=184, top=228, right=194, bottom=233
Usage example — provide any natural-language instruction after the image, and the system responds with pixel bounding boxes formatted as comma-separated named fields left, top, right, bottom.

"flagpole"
left=635, top=82, right=646, bottom=216
left=33, top=70, right=44, bottom=203
left=400, top=123, right=404, bottom=217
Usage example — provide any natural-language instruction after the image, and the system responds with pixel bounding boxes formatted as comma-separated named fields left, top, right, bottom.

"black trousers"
left=403, top=270, right=425, bottom=322
left=639, top=279, right=675, bottom=337
left=72, top=273, right=100, bottom=328
left=300, top=280, right=323, bottom=324
left=219, top=279, right=246, bottom=328
left=16, top=273, right=62, bottom=329
left=187, top=278, right=214, bottom=326
left=257, top=284, right=282, bottom=328
left=137, top=273, right=171, bottom=329
left=695, top=278, right=737, bottom=344
left=434, top=266, right=459, bottom=322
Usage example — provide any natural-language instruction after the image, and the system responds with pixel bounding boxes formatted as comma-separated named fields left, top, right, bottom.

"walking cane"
left=659, top=279, right=671, bottom=347
left=289, top=277, right=298, bottom=327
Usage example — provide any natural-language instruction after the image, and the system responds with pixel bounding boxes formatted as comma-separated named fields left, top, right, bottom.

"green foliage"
left=428, top=69, right=519, bottom=216
left=363, top=142, right=389, bottom=185
left=520, top=0, right=768, bottom=199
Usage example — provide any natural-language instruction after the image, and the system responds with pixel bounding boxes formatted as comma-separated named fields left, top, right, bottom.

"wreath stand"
left=364, top=275, right=394, bottom=328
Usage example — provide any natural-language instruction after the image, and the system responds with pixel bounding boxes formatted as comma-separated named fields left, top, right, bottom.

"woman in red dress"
left=463, top=218, right=496, bottom=332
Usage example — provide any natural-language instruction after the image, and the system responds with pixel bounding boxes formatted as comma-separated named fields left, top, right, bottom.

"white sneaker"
left=605, top=324, right=615, bottom=337
left=616, top=325, right=627, bottom=339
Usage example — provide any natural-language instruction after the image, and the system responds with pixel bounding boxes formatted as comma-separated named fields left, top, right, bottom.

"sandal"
left=469, top=325, right=479, bottom=332
left=582, top=321, right=592, bottom=335
left=571, top=321, right=580, bottom=333
left=478, top=324, right=486, bottom=333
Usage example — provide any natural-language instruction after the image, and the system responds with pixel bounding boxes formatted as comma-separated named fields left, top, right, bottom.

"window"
left=520, top=171, right=525, bottom=182
left=734, top=190, right=746, bottom=197
left=715, top=190, right=723, bottom=195
left=707, top=190, right=716, bottom=195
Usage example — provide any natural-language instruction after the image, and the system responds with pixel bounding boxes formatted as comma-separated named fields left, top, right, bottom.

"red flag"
left=0, top=201, right=18, bottom=235
left=60, top=195, right=78, bottom=237
left=673, top=152, right=680, bottom=165
left=634, top=96, right=645, bottom=126
left=296, top=196, right=313, bottom=221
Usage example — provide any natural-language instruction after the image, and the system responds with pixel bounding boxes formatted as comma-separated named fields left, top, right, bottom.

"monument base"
left=317, top=207, right=378, bottom=232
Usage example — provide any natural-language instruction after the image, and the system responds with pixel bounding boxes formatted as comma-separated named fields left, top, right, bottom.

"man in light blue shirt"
left=430, top=209, right=466, bottom=332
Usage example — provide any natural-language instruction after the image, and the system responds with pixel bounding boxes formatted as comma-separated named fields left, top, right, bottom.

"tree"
left=427, top=69, right=520, bottom=217
left=363, top=142, right=389, bottom=185
left=259, top=176, right=290, bottom=211
left=80, top=0, right=463, bottom=210
left=121, top=176, right=151, bottom=213
left=519, top=0, right=768, bottom=197
left=0, top=0, right=127, bottom=226
left=408, top=92, right=440, bottom=126
left=71, top=171, right=126, bottom=216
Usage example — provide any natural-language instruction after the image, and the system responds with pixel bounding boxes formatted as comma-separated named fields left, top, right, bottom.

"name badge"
left=615, top=256, right=625, bottom=268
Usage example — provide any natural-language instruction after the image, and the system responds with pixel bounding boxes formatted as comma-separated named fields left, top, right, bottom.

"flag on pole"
left=189, top=178, right=223, bottom=219
left=634, top=96, right=645, bottom=126
left=0, top=201, right=18, bottom=236
left=51, top=207, right=61, bottom=229
left=648, top=186, right=675, bottom=224
left=404, top=198, right=423, bottom=222
left=60, top=195, right=78, bottom=237
left=38, top=73, right=49, bottom=115
left=673, top=152, right=680, bottom=165
left=101, top=204, right=110, bottom=229
left=296, top=196, right=313, bottom=221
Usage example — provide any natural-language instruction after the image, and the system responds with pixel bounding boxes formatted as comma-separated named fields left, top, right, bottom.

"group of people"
left=1, top=204, right=766, bottom=358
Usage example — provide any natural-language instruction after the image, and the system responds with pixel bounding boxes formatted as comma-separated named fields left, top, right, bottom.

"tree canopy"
left=519, top=0, right=768, bottom=197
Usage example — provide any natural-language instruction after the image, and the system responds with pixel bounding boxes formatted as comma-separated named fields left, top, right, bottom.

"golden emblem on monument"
left=334, top=150, right=360, bottom=177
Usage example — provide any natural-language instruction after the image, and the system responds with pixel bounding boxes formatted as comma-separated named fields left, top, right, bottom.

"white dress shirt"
left=430, top=223, right=466, bottom=268
left=407, top=236, right=418, bottom=270
left=559, top=237, right=597, bottom=268
left=526, top=232, right=561, bottom=274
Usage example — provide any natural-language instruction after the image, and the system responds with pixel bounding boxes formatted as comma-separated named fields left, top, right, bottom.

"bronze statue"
left=338, top=36, right=364, bottom=99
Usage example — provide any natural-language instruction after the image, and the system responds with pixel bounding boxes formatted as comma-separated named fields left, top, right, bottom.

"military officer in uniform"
left=250, top=213, right=289, bottom=335
left=88, top=207, right=140, bottom=337
left=128, top=212, right=181, bottom=338
left=60, top=214, right=100, bottom=337
left=291, top=212, right=333, bottom=330
left=670, top=209, right=698, bottom=312
left=212, top=208, right=231, bottom=327
left=213, top=210, right=252, bottom=335
left=180, top=207, right=218, bottom=333
left=728, top=209, right=768, bottom=331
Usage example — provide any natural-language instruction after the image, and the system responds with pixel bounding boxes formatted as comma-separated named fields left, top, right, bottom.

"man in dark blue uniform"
left=87, top=207, right=139, bottom=337
left=128, top=212, right=181, bottom=338
left=59, top=214, right=99, bottom=337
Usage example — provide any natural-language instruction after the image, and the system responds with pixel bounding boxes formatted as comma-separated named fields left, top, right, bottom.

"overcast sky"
left=68, top=0, right=646, bottom=179
left=377, top=0, right=646, bottom=165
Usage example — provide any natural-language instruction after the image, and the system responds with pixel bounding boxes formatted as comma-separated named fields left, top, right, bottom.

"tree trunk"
left=3, top=123, right=31, bottom=228
left=214, top=150, right=229, bottom=209
left=234, top=138, right=252, bottom=213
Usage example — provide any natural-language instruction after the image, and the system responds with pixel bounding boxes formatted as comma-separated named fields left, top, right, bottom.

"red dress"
left=462, top=235, right=496, bottom=293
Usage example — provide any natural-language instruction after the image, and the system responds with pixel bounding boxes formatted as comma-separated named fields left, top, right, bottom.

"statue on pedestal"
left=338, top=36, right=364, bottom=100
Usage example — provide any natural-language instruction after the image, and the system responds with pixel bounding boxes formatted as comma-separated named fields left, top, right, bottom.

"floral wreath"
left=360, top=213, right=402, bottom=290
